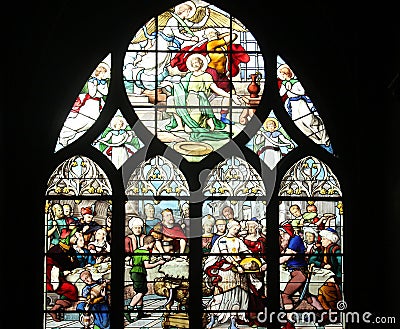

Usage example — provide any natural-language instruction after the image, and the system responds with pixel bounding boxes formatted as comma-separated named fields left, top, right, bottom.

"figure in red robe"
left=150, top=208, right=188, bottom=253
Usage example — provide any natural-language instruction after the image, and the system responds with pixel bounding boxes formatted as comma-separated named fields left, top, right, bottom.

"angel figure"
left=277, top=63, right=333, bottom=153
left=57, top=61, right=110, bottom=150
left=253, top=116, right=295, bottom=169
left=123, top=1, right=247, bottom=95
left=95, top=115, right=141, bottom=169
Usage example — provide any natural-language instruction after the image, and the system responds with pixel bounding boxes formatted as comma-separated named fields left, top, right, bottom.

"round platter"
left=173, top=141, right=214, bottom=156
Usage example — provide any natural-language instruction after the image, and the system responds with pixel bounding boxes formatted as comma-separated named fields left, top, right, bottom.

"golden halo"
left=174, top=1, right=197, bottom=19
left=186, top=53, right=209, bottom=72
left=263, top=117, right=279, bottom=131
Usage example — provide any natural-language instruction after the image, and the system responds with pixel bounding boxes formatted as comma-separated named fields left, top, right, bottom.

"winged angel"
left=123, top=0, right=247, bottom=93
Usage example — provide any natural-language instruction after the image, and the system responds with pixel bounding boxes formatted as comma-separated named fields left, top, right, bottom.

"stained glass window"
left=203, top=156, right=266, bottom=196
left=202, top=159, right=268, bottom=327
left=278, top=156, right=344, bottom=327
left=42, top=1, right=345, bottom=328
left=125, top=155, right=190, bottom=196
left=246, top=110, right=297, bottom=170
left=46, top=155, right=112, bottom=196
left=55, top=55, right=112, bottom=152
left=45, top=158, right=112, bottom=326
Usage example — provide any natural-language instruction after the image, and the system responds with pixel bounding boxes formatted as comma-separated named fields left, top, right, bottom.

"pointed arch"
left=40, top=2, right=347, bottom=328
left=279, top=155, right=341, bottom=197
left=278, top=155, right=344, bottom=327
left=125, top=155, right=189, bottom=196
left=203, top=156, right=266, bottom=196
left=46, top=155, right=112, bottom=196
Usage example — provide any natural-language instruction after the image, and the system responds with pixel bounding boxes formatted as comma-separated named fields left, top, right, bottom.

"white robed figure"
left=254, top=117, right=295, bottom=169
left=57, top=61, right=110, bottom=149
left=95, top=115, right=140, bottom=169
left=277, top=63, right=333, bottom=153
left=203, top=220, right=264, bottom=329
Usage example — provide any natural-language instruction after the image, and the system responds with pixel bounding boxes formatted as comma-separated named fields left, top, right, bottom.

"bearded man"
left=150, top=208, right=188, bottom=253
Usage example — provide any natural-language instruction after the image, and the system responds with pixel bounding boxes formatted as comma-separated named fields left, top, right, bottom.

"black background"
left=4, top=0, right=400, bottom=328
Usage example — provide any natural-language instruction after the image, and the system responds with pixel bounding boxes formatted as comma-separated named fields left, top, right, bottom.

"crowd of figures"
left=45, top=199, right=192, bottom=328
left=201, top=205, right=268, bottom=328
left=278, top=202, right=343, bottom=329
left=44, top=198, right=342, bottom=329
left=123, top=203, right=190, bottom=323
left=45, top=201, right=112, bottom=328
left=125, top=202, right=269, bottom=328
left=200, top=202, right=343, bottom=329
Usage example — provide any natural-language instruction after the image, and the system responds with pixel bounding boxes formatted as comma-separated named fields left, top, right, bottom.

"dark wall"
left=4, top=0, right=400, bottom=328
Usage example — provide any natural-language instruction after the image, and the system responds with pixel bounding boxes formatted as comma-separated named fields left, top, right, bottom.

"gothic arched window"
left=43, top=2, right=345, bottom=328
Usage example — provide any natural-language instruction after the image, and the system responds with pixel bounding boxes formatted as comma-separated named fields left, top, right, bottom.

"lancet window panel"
left=278, top=155, right=344, bottom=328
left=201, top=157, right=268, bottom=329
left=44, top=198, right=112, bottom=326
left=123, top=155, right=191, bottom=326
left=55, top=54, right=112, bottom=153
left=277, top=55, right=334, bottom=155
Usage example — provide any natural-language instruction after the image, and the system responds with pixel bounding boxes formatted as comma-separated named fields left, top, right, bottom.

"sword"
left=297, top=263, right=315, bottom=306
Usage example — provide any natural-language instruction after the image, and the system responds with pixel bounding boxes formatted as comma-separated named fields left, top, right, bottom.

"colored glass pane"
left=277, top=55, right=334, bottom=154
left=92, top=109, right=144, bottom=169
left=246, top=110, right=297, bottom=169
left=203, top=156, right=266, bottom=196
left=123, top=2, right=265, bottom=162
left=55, top=54, right=111, bottom=152
left=46, top=155, right=112, bottom=196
